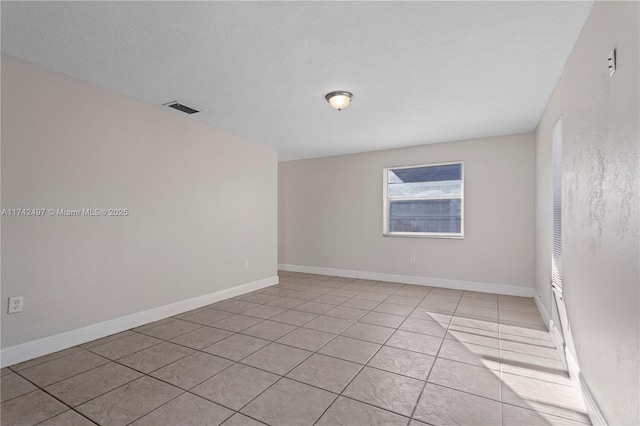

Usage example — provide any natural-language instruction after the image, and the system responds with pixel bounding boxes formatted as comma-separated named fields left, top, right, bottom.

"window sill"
left=383, top=232, right=464, bottom=239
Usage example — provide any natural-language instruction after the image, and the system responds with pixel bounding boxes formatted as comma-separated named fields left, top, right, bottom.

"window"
left=383, top=162, right=464, bottom=238
left=552, top=117, right=563, bottom=294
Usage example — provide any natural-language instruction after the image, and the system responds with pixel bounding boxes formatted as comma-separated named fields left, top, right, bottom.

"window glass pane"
left=389, top=199, right=461, bottom=233
left=388, top=164, right=462, bottom=199
left=385, top=163, right=463, bottom=236
left=388, top=179, right=461, bottom=198
left=388, top=164, right=462, bottom=183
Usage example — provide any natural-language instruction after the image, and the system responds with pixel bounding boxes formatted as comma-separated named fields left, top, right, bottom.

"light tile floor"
left=1, top=272, right=590, bottom=426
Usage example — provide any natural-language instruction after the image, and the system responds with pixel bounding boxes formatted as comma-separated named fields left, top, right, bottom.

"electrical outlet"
left=243, top=259, right=249, bottom=268
left=409, top=254, right=416, bottom=263
left=8, top=297, right=23, bottom=314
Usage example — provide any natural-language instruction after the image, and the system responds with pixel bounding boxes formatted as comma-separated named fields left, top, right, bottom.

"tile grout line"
left=308, top=289, right=424, bottom=425
left=310, top=285, right=436, bottom=425
left=10, top=349, right=115, bottom=390
left=215, top=280, right=429, bottom=424
left=11, top=286, right=390, bottom=416
left=17, top=339, right=194, bottom=425
left=10, top=313, right=261, bottom=425
left=172, top=279, right=373, bottom=424
left=234, top=280, right=416, bottom=423
left=5, top=275, right=558, bottom=426
left=80, top=281, right=427, bottom=423
left=113, top=278, right=369, bottom=425
left=7, top=377, right=99, bottom=426
left=407, top=286, right=462, bottom=423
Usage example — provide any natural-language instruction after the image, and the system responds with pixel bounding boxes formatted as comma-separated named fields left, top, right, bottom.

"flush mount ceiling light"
left=325, top=91, right=353, bottom=111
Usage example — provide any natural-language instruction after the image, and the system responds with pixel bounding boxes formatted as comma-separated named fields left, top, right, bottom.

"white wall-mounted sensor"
left=608, top=48, right=616, bottom=76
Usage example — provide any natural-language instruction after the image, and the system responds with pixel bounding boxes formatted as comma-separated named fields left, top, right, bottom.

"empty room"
left=1, top=1, right=638, bottom=426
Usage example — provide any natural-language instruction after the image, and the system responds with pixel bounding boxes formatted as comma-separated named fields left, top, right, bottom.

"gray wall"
left=534, top=2, right=639, bottom=424
left=279, top=133, right=535, bottom=292
left=1, top=55, right=278, bottom=348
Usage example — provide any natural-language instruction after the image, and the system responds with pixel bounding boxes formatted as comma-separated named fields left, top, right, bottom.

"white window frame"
left=383, top=161, right=464, bottom=239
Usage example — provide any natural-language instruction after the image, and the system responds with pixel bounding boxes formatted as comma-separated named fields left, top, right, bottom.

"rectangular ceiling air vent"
left=165, top=102, right=199, bottom=114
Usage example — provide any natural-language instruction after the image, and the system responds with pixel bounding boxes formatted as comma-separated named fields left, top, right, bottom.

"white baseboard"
left=533, top=290, right=551, bottom=326
left=534, top=291, right=607, bottom=426
left=533, top=291, right=566, bottom=363
left=552, top=322, right=567, bottom=369
left=579, top=373, right=608, bottom=426
left=1, top=276, right=278, bottom=368
left=565, top=346, right=582, bottom=393
left=544, top=334, right=607, bottom=426
left=278, top=264, right=533, bottom=297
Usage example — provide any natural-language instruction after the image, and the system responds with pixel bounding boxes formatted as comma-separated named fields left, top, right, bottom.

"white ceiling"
left=1, top=1, right=593, bottom=161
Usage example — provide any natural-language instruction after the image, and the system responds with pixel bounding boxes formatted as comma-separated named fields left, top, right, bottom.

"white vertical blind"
left=552, top=118, right=563, bottom=293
